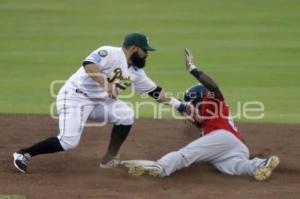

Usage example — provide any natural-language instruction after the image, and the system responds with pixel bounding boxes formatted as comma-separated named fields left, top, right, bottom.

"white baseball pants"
left=56, top=89, right=134, bottom=150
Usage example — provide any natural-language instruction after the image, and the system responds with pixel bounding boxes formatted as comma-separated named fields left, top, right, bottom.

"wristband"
left=188, top=63, right=197, bottom=72
left=190, top=68, right=203, bottom=78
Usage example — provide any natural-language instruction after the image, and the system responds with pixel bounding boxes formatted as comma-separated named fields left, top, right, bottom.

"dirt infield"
left=0, top=114, right=299, bottom=199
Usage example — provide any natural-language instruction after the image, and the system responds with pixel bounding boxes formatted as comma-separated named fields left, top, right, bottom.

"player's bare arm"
left=184, top=48, right=224, bottom=99
left=84, top=62, right=118, bottom=98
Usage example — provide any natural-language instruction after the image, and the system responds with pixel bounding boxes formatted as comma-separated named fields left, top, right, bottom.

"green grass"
left=0, top=0, right=299, bottom=123
left=0, top=195, right=26, bottom=199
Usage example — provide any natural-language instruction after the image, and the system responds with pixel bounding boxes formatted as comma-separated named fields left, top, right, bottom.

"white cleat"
left=13, top=152, right=30, bottom=173
left=254, top=155, right=280, bottom=181
left=100, top=155, right=120, bottom=169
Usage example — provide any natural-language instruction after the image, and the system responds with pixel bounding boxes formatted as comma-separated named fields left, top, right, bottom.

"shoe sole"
left=128, top=165, right=162, bottom=177
left=99, top=160, right=120, bottom=169
left=148, top=167, right=162, bottom=177
left=128, top=165, right=145, bottom=176
left=254, top=156, right=280, bottom=181
left=13, top=153, right=26, bottom=174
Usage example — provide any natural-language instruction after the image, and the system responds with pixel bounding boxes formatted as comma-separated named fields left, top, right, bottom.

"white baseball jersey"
left=56, top=46, right=157, bottom=150
left=62, top=46, right=157, bottom=99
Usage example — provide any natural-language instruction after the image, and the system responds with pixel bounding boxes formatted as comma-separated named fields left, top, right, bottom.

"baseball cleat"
left=254, top=155, right=280, bottom=181
left=128, top=164, right=164, bottom=177
left=13, top=152, right=31, bottom=173
left=100, top=154, right=120, bottom=169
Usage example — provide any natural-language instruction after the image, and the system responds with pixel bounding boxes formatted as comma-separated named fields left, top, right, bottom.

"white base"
left=120, top=160, right=155, bottom=168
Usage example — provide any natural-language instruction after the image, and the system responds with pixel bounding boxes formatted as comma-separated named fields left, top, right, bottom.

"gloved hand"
left=177, top=101, right=188, bottom=114
left=184, top=48, right=197, bottom=72
left=177, top=101, right=196, bottom=123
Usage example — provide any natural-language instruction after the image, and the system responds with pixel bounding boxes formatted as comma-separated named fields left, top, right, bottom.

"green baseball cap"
left=123, top=33, right=156, bottom=51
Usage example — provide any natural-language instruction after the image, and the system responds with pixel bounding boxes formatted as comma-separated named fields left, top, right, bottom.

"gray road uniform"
left=57, top=46, right=157, bottom=150
left=127, top=48, right=280, bottom=181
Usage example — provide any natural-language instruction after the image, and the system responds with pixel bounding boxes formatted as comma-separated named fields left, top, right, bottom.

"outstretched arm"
left=148, top=86, right=183, bottom=109
left=184, top=48, right=224, bottom=100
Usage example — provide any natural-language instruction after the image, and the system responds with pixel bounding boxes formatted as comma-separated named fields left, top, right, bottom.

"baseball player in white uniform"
left=13, top=33, right=183, bottom=173
left=128, top=49, right=280, bottom=181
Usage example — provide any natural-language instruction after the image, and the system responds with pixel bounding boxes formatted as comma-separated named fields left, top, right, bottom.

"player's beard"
left=130, top=52, right=146, bottom=68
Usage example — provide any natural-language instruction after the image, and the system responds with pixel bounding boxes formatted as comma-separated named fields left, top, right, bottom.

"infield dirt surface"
left=0, top=114, right=299, bottom=199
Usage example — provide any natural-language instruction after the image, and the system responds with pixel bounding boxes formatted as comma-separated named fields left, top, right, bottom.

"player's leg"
left=213, top=155, right=270, bottom=176
left=211, top=133, right=279, bottom=180
left=89, top=98, right=134, bottom=168
left=13, top=135, right=65, bottom=173
left=211, top=140, right=258, bottom=176
left=13, top=91, right=94, bottom=173
left=143, top=130, right=234, bottom=177
left=56, top=98, right=95, bottom=151
left=213, top=154, right=279, bottom=181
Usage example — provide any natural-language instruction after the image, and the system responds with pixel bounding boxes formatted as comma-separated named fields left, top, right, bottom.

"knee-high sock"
left=102, top=125, right=132, bottom=162
left=20, top=137, right=64, bottom=157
